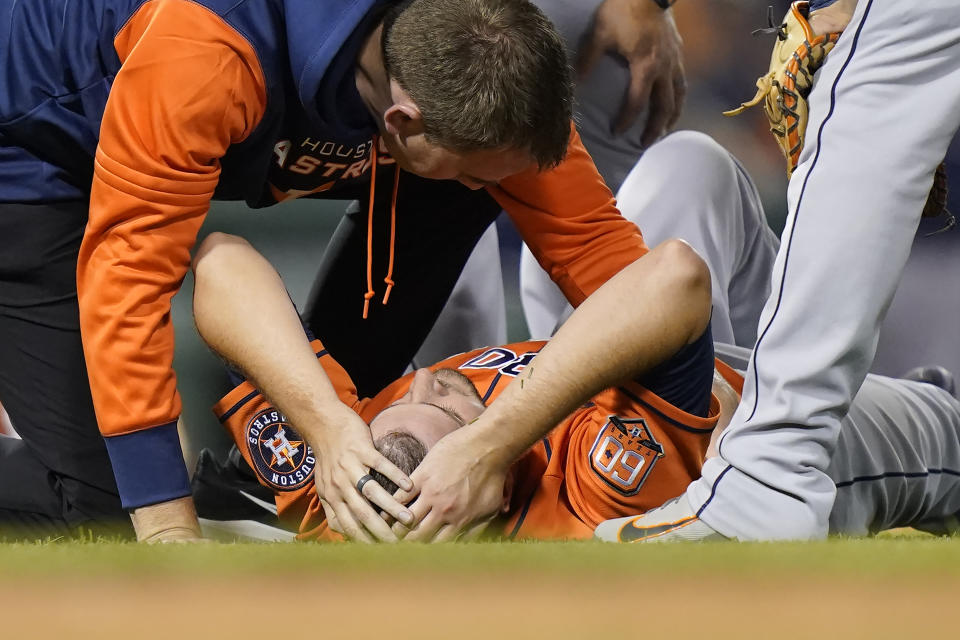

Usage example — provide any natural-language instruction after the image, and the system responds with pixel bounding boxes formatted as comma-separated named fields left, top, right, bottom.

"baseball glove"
left=726, top=2, right=952, bottom=229
left=723, top=2, right=839, bottom=177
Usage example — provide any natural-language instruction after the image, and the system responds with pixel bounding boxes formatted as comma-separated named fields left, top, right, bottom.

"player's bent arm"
left=473, top=238, right=712, bottom=467
left=396, top=240, right=711, bottom=540
left=192, top=233, right=413, bottom=541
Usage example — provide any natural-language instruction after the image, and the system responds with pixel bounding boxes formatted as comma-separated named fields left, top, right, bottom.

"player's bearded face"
left=369, top=368, right=485, bottom=448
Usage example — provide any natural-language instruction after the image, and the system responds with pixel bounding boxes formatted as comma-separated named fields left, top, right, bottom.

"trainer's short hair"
left=371, top=431, right=428, bottom=495
left=383, top=0, right=573, bottom=168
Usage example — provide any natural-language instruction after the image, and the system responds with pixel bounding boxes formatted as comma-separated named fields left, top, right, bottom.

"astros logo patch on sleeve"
left=246, top=408, right=316, bottom=491
left=589, top=416, right=664, bottom=496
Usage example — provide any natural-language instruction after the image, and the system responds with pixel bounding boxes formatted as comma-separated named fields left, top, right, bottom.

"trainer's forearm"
left=474, top=239, right=712, bottom=465
left=192, top=234, right=347, bottom=431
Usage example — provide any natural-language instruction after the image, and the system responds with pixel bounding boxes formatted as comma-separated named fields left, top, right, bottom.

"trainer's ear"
left=384, top=79, right=425, bottom=139
left=383, top=103, right=424, bottom=139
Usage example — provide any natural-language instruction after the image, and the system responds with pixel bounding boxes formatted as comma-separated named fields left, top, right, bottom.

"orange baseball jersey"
left=214, top=339, right=730, bottom=541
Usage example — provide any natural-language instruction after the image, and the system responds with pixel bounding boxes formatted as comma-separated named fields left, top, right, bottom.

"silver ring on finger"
left=356, top=473, right=375, bottom=495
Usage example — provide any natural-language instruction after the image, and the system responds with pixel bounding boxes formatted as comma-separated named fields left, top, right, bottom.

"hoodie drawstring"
left=362, top=137, right=400, bottom=319
left=382, top=170, right=399, bottom=305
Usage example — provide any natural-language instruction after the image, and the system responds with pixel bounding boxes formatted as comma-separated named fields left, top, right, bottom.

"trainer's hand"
left=131, top=496, right=204, bottom=543
left=579, top=0, right=685, bottom=144
left=808, top=0, right=856, bottom=36
left=308, top=403, right=414, bottom=542
left=391, top=426, right=509, bottom=542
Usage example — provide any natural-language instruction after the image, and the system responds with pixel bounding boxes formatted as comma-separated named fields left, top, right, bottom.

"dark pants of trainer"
left=0, top=201, right=130, bottom=539
left=305, top=170, right=502, bottom=398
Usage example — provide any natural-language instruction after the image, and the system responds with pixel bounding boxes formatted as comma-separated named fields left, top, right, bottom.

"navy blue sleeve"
left=635, top=322, right=714, bottom=418
left=103, top=422, right=192, bottom=509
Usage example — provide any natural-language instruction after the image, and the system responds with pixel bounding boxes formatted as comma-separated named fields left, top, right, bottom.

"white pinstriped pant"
left=690, top=0, right=960, bottom=539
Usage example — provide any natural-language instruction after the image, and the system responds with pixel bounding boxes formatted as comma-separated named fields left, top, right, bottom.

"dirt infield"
left=6, top=575, right=957, bottom=639
left=3, top=539, right=958, bottom=639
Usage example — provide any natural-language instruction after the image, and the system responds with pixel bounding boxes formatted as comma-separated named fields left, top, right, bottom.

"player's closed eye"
left=426, top=402, right=466, bottom=426
left=440, top=404, right=464, bottom=424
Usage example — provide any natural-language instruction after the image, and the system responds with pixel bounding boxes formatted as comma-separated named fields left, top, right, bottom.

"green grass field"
left=4, top=534, right=958, bottom=639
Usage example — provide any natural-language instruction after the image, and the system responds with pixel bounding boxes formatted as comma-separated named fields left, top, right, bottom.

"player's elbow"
left=192, top=232, right=254, bottom=339
left=663, top=237, right=710, bottom=290
left=192, top=232, right=252, bottom=283
left=659, top=238, right=713, bottom=337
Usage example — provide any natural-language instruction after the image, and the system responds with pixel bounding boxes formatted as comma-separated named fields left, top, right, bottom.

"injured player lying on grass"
left=192, top=233, right=960, bottom=542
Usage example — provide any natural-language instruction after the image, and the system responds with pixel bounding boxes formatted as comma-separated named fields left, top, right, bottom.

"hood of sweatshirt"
left=284, top=0, right=391, bottom=137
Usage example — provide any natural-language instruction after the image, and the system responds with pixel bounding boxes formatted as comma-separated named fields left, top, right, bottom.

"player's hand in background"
left=579, top=0, right=686, bottom=145
left=391, top=425, right=509, bottom=542
left=308, top=403, right=414, bottom=542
